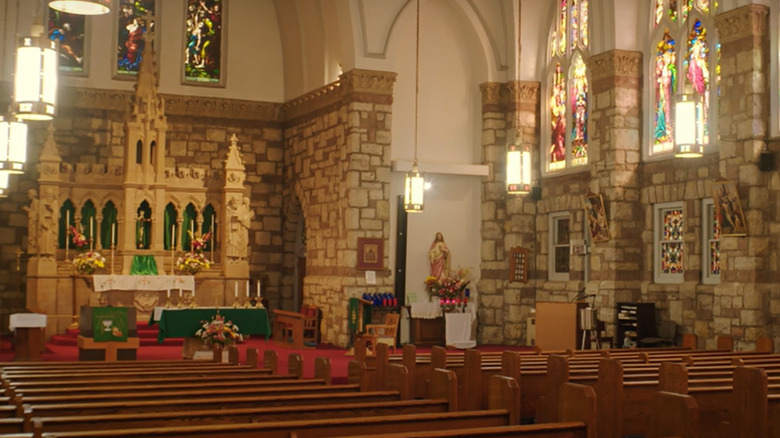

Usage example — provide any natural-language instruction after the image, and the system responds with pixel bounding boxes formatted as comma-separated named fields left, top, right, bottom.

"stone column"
left=586, top=50, right=643, bottom=334
left=712, top=4, right=772, bottom=351
left=477, top=80, right=540, bottom=345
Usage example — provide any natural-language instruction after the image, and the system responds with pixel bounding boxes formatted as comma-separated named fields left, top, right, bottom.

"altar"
left=91, top=275, right=196, bottom=320
left=150, top=307, right=271, bottom=358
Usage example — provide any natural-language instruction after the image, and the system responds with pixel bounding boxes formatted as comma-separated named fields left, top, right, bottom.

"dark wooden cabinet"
left=411, top=317, right=445, bottom=347
left=616, top=302, right=655, bottom=348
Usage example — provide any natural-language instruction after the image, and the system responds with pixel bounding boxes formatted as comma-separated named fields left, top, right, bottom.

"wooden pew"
left=26, top=367, right=480, bottom=436
left=647, top=391, right=698, bottom=438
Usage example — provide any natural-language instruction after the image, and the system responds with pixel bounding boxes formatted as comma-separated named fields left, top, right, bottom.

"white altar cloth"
left=92, top=275, right=195, bottom=292
left=9, top=313, right=47, bottom=331
left=410, top=302, right=442, bottom=319
left=445, top=303, right=477, bottom=349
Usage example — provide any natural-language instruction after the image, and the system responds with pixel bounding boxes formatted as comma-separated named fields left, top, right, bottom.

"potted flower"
left=425, top=267, right=471, bottom=313
left=176, top=231, right=212, bottom=275
left=195, top=314, right=241, bottom=348
left=70, top=225, right=106, bottom=275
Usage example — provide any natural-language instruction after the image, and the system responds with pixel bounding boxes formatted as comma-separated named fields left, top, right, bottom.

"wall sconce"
left=507, top=143, right=531, bottom=194
left=48, top=0, right=111, bottom=15
left=674, top=94, right=704, bottom=158
left=0, top=116, right=29, bottom=174
left=14, top=26, right=59, bottom=121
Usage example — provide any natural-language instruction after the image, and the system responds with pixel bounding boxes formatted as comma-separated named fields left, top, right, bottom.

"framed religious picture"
left=48, top=7, right=87, bottom=76
left=182, top=0, right=226, bottom=87
left=711, top=179, right=747, bottom=236
left=584, top=192, right=610, bottom=243
left=357, top=237, right=383, bottom=270
left=114, top=0, right=156, bottom=79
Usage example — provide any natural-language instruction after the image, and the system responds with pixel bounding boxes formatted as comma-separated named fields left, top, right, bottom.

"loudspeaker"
left=758, top=150, right=775, bottom=172
left=531, top=186, right=542, bottom=201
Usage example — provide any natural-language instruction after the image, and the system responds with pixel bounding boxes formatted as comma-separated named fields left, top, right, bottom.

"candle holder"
left=165, top=298, right=173, bottom=308
left=232, top=299, right=241, bottom=308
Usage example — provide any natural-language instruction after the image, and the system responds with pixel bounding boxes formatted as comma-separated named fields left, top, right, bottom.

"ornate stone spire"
left=37, top=123, right=62, bottom=183
left=223, top=133, right=246, bottom=189
left=133, top=12, right=159, bottom=105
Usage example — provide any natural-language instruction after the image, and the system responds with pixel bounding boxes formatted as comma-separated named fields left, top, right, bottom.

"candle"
left=89, top=218, right=94, bottom=250
left=172, top=224, right=176, bottom=249
left=191, top=288, right=195, bottom=298
left=179, top=288, right=182, bottom=297
left=167, top=289, right=171, bottom=299
left=65, top=210, right=70, bottom=251
left=246, top=280, right=250, bottom=298
left=234, top=281, right=238, bottom=298
left=256, top=280, right=260, bottom=297
left=111, top=223, right=116, bottom=247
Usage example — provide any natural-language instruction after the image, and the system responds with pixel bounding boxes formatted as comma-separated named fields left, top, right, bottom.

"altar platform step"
left=50, top=322, right=183, bottom=347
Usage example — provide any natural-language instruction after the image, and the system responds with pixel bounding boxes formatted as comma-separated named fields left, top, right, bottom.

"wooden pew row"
left=25, top=367, right=471, bottom=436
left=18, top=369, right=522, bottom=438
left=23, top=380, right=573, bottom=438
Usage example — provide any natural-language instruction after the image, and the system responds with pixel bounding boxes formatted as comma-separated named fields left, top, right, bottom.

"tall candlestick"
left=65, top=210, right=70, bottom=259
left=211, top=218, right=216, bottom=261
left=256, top=280, right=260, bottom=297
left=171, top=224, right=176, bottom=273
left=111, top=223, right=116, bottom=247
left=234, top=281, right=238, bottom=298
left=90, top=218, right=94, bottom=251
left=246, top=280, right=250, bottom=297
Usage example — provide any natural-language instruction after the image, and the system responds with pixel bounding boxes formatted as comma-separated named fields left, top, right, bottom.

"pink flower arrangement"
left=189, top=230, right=212, bottom=252
left=70, top=225, right=89, bottom=249
left=195, top=314, right=241, bottom=347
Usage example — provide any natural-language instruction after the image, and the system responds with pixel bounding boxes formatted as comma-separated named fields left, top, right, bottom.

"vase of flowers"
left=176, top=231, right=212, bottom=275
left=195, top=313, right=242, bottom=348
left=425, top=267, right=471, bottom=313
left=70, top=225, right=105, bottom=275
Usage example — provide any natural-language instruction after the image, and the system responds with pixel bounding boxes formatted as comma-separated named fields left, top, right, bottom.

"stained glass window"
left=650, top=0, right=718, bottom=156
left=702, top=199, right=720, bottom=284
left=49, top=8, right=86, bottom=75
left=550, top=64, right=566, bottom=170
left=661, top=207, right=684, bottom=274
left=183, top=0, right=224, bottom=85
left=115, top=0, right=156, bottom=78
left=686, top=20, right=710, bottom=144
left=654, top=30, right=676, bottom=153
left=546, top=0, right=589, bottom=172
left=570, top=54, right=588, bottom=165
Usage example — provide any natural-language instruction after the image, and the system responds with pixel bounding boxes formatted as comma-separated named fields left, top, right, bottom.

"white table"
left=445, top=308, right=477, bottom=349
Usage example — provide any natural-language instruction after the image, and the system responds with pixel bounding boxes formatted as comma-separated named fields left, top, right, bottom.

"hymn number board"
left=509, top=247, right=528, bottom=283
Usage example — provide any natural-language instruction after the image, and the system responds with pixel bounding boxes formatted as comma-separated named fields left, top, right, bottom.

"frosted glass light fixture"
left=507, top=143, right=531, bottom=194
left=674, top=94, right=704, bottom=158
left=14, top=27, right=58, bottom=121
left=0, top=117, right=29, bottom=174
left=48, top=0, right=110, bottom=15
left=404, top=0, right=425, bottom=213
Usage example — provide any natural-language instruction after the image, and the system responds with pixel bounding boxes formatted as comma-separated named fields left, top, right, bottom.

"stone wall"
left=281, top=69, right=395, bottom=346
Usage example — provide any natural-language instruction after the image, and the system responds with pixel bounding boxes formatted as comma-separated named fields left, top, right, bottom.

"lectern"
left=534, top=301, right=587, bottom=351
left=9, top=313, right=47, bottom=361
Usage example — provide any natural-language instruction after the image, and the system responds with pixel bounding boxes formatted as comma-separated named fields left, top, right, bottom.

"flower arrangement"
left=176, top=251, right=212, bottom=274
left=425, top=267, right=471, bottom=312
left=195, top=314, right=241, bottom=347
left=73, top=250, right=106, bottom=275
left=176, top=231, right=213, bottom=274
left=70, top=225, right=105, bottom=274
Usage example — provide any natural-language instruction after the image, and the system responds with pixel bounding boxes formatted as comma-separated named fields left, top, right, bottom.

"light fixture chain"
left=413, top=0, right=420, bottom=165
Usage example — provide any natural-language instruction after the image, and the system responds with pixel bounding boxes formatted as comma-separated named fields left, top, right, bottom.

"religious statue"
left=226, top=196, right=254, bottom=260
left=136, top=210, right=151, bottom=249
left=23, top=189, right=39, bottom=254
left=429, top=232, right=450, bottom=279
left=39, top=188, right=58, bottom=256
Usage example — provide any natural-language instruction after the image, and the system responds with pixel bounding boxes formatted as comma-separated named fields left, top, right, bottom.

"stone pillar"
left=713, top=4, right=772, bottom=351
left=586, top=50, right=644, bottom=335
left=477, top=80, right=540, bottom=345
left=282, top=69, right=395, bottom=346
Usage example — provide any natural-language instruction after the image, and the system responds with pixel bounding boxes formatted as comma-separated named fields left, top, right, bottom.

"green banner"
left=92, top=307, right=128, bottom=342
left=130, top=255, right=158, bottom=275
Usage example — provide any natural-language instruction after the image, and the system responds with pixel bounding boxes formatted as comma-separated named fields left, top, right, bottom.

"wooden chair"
left=365, top=313, right=400, bottom=354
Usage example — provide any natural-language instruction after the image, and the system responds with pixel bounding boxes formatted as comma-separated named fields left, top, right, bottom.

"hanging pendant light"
left=48, top=0, right=110, bottom=15
left=14, top=20, right=58, bottom=121
left=674, top=93, right=704, bottom=158
left=507, top=143, right=531, bottom=194
left=506, top=0, right=531, bottom=194
left=403, top=0, right=425, bottom=213
left=0, top=116, right=29, bottom=174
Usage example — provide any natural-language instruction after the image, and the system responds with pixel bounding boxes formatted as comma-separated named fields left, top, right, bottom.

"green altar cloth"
left=150, top=308, right=270, bottom=343
left=130, top=255, right=158, bottom=275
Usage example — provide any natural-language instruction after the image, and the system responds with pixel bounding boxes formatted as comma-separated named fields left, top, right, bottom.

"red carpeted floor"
left=0, top=330, right=533, bottom=384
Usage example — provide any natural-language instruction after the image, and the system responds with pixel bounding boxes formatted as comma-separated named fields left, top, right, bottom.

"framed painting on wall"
left=584, top=192, right=610, bottom=243
left=48, top=7, right=87, bottom=75
left=711, top=179, right=747, bottom=236
left=182, top=0, right=226, bottom=87
left=114, top=0, right=156, bottom=79
left=357, top=238, right=383, bottom=271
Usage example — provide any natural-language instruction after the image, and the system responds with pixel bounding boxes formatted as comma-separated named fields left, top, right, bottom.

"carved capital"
left=715, top=4, right=769, bottom=44
left=590, top=50, right=642, bottom=81
left=480, top=82, right=503, bottom=106
left=339, top=69, right=397, bottom=95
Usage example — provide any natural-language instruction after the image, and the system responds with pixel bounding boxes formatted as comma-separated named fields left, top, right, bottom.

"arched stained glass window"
left=545, top=0, right=589, bottom=173
left=649, top=0, right=718, bottom=157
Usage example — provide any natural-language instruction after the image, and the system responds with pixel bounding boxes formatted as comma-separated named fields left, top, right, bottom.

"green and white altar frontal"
left=92, top=275, right=195, bottom=292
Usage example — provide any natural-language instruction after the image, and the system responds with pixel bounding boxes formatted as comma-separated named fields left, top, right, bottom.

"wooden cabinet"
left=616, top=302, right=655, bottom=348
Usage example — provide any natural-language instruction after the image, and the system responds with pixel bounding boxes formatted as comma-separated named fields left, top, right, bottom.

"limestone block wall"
left=281, top=69, right=395, bottom=346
